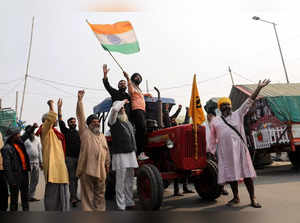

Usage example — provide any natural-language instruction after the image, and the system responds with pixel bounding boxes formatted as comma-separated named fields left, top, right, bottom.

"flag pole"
left=85, top=19, right=125, bottom=73
left=194, top=123, right=198, bottom=160
left=20, top=16, right=35, bottom=121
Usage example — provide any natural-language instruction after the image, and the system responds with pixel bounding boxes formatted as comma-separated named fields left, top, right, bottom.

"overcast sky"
left=1, top=0, right=300, bottom=125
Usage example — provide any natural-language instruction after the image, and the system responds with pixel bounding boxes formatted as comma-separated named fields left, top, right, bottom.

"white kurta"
left=208, top=98, right=256, bottom=184
left=108, top=100, right=138, bottom=210
left=112, top=152, right=138, bottom=171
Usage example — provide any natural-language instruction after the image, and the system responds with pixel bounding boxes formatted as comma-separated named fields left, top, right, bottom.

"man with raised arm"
left=37, top=100, right=69, bottom=211
left=76, top=90, right=110, bottom=211
left=208, top=79, right=270, bottom=208
left=102, top=64, right=131, bottom=117
left=123, top=71, right=152, bottom=160
left=57, top=98, right=81, bottom=207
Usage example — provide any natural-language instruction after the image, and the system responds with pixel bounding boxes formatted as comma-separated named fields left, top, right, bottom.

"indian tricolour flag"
left=87, top=21, right=140, bottom=54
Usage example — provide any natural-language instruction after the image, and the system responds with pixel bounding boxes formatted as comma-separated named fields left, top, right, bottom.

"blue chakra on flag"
left=106, top=34, right=121, bottom=45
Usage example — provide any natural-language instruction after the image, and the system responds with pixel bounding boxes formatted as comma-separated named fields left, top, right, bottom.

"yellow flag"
left=188, top=74, right=206, bottom=125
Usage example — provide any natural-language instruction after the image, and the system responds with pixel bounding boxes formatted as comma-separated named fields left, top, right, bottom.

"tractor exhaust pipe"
left=154, top=87, right=164, bottom=129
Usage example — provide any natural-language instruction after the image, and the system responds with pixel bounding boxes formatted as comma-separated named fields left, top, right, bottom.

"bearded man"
left=102, top=64, right=131, bottom=117
left=108, top=99, right=138, bottom=211
left=76, top=90, right=110, bottom=211
left=208, top=79, right=270, bottom=208
left=57, top=98, right=81, bottom=207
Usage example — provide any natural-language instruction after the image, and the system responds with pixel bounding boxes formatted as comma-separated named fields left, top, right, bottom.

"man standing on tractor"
left=208, top=79, right=270, bottom=208
left=123, top=71, right=152, bottom=161
left=102, top=64, right=131, bottom=117
left=108, top=99, right=138, bottom=211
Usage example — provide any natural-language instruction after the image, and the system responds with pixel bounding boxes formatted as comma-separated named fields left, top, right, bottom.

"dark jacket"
left=103, top=78, right=131, bottom=116
left=59, top=120, right=81, bottom=158
left=109, top=119, right=137, bottom=154
left=1, top=128, right=33, bottom=185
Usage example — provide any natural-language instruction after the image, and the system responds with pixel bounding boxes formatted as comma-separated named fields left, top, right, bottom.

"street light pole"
left=252, top=16, right=289, bottom=84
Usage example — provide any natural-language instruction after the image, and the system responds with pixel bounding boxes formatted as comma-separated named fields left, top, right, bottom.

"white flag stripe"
left=95, top=30, right=137, bottom=45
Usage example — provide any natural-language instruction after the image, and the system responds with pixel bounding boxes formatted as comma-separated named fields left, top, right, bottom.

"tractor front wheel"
left=193, top=160, right=222, bottom=201
left=137, top=164, right=163, bottom=210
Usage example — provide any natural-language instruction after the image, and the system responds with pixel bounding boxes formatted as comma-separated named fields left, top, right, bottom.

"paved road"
left=15, top=161, right=300, bottom=212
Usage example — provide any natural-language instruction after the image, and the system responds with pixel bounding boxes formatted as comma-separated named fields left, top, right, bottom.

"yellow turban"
left=217, top=97, right=232, bottom=109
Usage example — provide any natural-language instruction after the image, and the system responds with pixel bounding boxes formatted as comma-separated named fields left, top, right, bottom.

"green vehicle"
left=0, top=108, right=17, bottom=136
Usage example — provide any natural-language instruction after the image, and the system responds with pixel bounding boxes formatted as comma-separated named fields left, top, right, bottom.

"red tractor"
left=94, top=88, right=222, bottom=210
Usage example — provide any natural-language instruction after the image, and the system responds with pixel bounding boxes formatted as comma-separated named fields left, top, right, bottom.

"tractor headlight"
left=166, top=139, right=174, bottom=149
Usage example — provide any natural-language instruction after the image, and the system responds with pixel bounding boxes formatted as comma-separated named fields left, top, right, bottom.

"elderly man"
left=76, top=90, right=110, bottom=211
left=24, top=125, right=43, bottom=202
left=208, top=79, right=270, bottom=208
left=0, top=131, right=8, bottom=211
left=108, top=99, right=138, bottom=211
left=1, top=124, right=37, bottom=211
left=37, top=100, right=69, bottom=211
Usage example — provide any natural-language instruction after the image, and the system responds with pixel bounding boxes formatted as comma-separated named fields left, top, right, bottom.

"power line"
left=31, top=78, right=76, bottom=97
left=151, top=74, right=228, bottom=92
left=0, top=78, right=23, bottom=85
left=232, top=72, right=256, bottom=83
left=28, top=75, right=105, bottom=92
left=0, top=80, right=24, bottom=97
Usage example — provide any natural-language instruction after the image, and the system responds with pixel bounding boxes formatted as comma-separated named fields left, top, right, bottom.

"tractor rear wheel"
left=193, top=160, right=222, bottom=201
left=137, top=164, right=163, bottom=210
left=288, top=149, right=300, bottom=169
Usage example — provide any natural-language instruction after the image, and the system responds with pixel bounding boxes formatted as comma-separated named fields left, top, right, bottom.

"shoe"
left=183, top=189, right=195, bottom=194
left=221, top=189, right=229, bottom=196
left=226, top=198, right=240, bottom=207
left=138, top=152, right=149, bottom=161
left=173, top=192, right=184, bottom=197
left=114, top=207, right=125, bottom=211
left=29, top=197, right=40, bottom=202
left=126, top=205, right=136, bottom=210
left=251, top=200, right=262, bottom=208
left=71, top=202, right=77, bottom=208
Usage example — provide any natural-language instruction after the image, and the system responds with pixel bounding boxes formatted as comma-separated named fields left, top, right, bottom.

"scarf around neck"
left=35, top=125, right=66, bottom=156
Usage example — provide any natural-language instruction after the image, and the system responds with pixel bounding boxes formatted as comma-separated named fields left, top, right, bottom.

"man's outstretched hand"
left=123, top=71, right=129, bottom=80
left=78, top=90, right=85, bottom=101
left=103, top=64, right=110, bottom=78
left=258, top=79, right=271, bottom=89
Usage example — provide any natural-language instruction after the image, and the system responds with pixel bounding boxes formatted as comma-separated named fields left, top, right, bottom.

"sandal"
left=251, top=201, right=262, bottom=208
left=226, top=198, right=240, bottom=206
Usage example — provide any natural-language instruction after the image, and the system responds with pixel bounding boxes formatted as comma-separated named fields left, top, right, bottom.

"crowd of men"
left=0, top=64, right=270, bottom=211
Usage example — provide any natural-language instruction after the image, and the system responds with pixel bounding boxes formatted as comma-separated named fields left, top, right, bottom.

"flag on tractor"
left=87, top=21, right=140, bottom=54
left=188, top=74, right=206, bottom=125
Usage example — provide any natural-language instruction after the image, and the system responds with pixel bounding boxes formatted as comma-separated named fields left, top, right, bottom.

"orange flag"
left=188, top=74, right=206, bottom=125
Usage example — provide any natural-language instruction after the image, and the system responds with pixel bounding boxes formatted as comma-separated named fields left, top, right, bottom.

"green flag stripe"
left=101, top=42, right=140, bottom=54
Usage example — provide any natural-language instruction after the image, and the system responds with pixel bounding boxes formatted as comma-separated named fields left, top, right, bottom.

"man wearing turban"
left=208, top=79, right=270, bottom=208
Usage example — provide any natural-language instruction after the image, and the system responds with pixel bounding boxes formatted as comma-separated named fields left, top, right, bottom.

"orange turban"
left=217, top=97, right=232, bottom=109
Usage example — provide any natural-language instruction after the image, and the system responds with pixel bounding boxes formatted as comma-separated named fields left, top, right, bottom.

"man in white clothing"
left=108, top=99, right=138, bottom=211
left=24, top=125, right=43, bottom=202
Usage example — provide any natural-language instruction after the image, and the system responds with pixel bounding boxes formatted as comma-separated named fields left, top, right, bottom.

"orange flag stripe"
left=88, top=21, right=133, bottom=35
